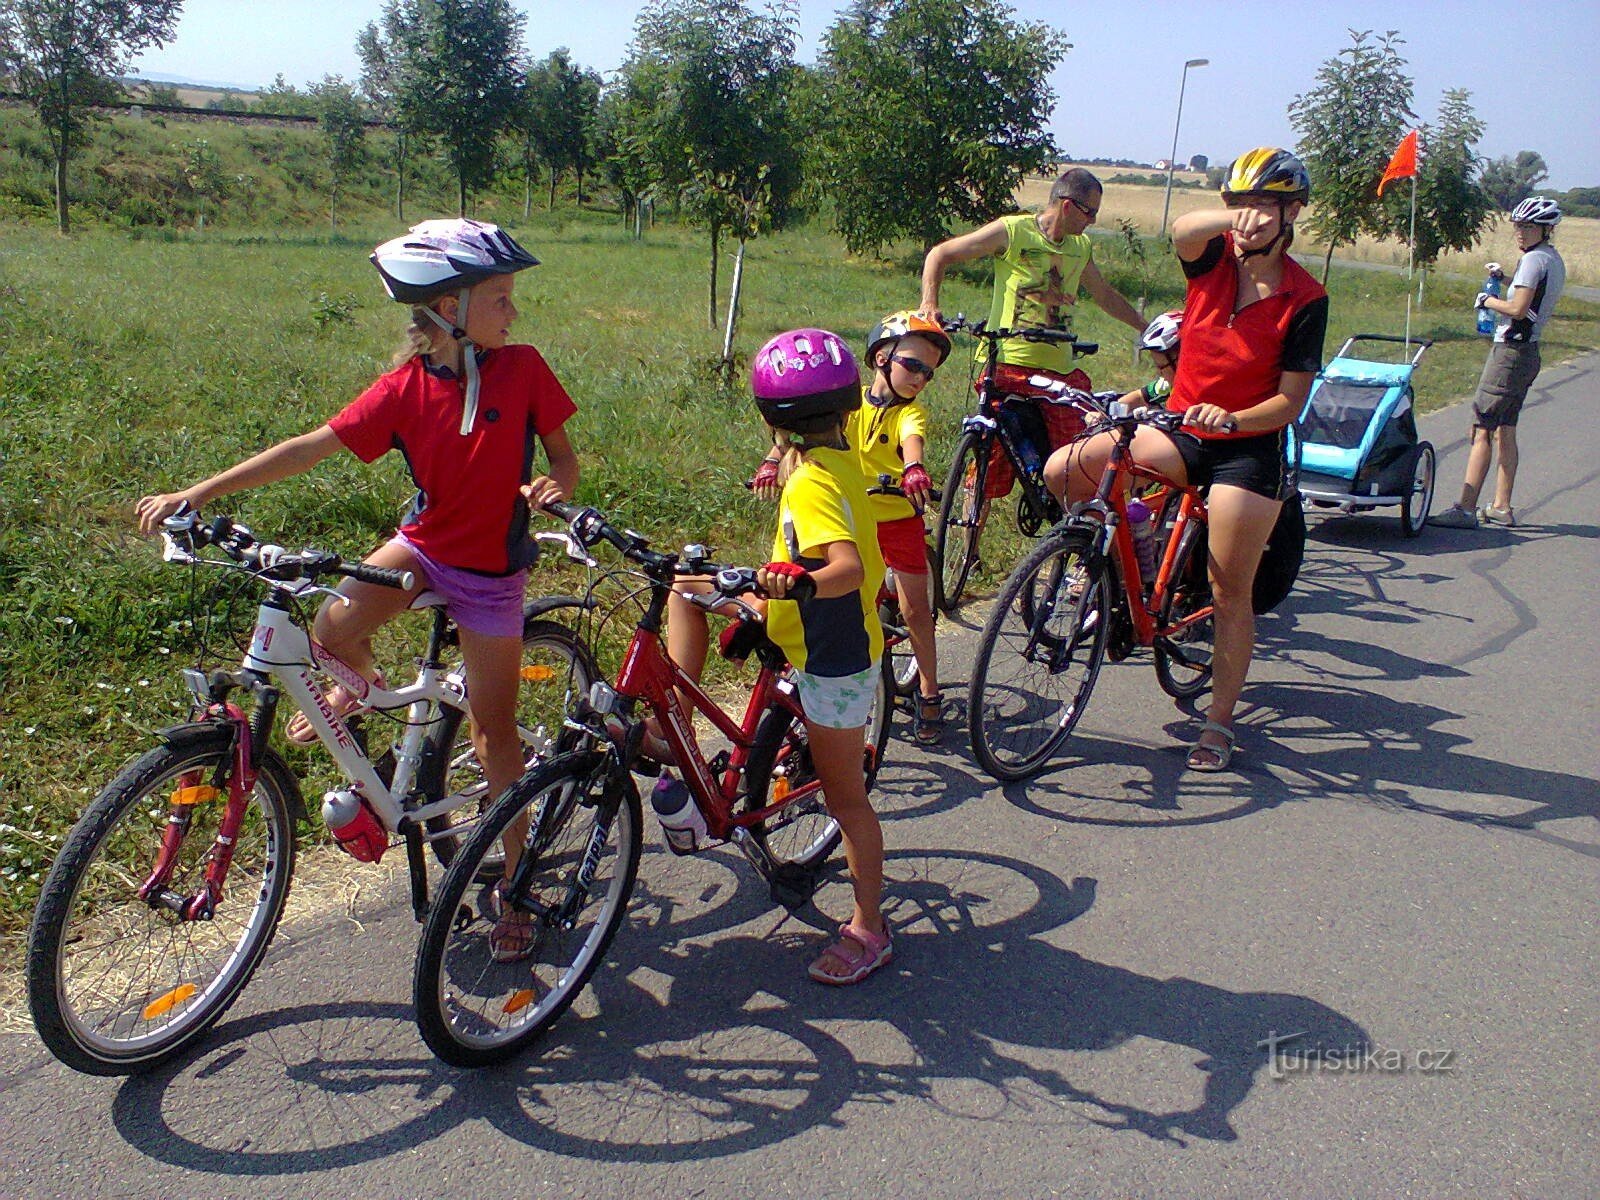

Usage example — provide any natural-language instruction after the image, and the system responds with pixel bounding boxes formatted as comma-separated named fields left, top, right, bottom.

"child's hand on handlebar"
left=901, top=462, right=933, bottom=509
left=751, top=457, right=781, bottom=499
left=757, top=560, right=810, bottom=599
left=135, top=491, right=198, bottom=536
left=522, top=475, right=569, bottom=511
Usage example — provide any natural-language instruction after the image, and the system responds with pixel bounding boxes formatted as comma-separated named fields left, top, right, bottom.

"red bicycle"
left=966, top=405, right=1221, bottom=780
left=412, top=501, right=892, bottom=1066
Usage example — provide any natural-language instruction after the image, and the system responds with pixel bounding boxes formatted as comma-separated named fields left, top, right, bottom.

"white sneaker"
left=1478, top=505, right=1517, bottom=527
left=1431, top=504, right=1479, bottom=529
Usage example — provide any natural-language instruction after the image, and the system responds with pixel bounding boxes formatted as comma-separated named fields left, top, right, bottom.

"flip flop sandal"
left=913, top=692, right=945, bottom=745
left=484, top=881, right=538, bottom=964
left=1186, top=719, right=1237, bottom=773
left=808, top=922, right=893, bottom=986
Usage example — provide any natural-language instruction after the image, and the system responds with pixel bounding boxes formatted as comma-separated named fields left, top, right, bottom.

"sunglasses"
left=1066, top=196, right=1099, bottom=219
left=891, top=354, right=937, bottom=380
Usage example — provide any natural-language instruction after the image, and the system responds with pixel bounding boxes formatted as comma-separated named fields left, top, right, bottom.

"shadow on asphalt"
left=106, top=848, right=1368, bottom=1170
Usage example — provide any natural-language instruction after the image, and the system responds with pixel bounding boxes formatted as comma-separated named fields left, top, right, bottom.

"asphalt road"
left=3, top=353, right=1596, bottom=1199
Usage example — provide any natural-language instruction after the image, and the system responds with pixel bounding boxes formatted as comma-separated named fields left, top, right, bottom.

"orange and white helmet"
left=866, top=310, right=953, bottom=367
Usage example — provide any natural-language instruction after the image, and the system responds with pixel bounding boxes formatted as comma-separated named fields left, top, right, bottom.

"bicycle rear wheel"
left=425, top=618, right=598, bottom=872
left=27, top=726, right=298, bottom=1075
left=414, top=753, right=642, bottom=1067
left=968, top=529, right=1108, bottom=781
left=933, top=429, right=989, bottom=613
left=1154, top=518, right=1216, bottom=700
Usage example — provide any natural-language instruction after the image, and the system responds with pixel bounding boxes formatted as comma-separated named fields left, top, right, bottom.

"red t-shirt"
left=1169, top=232, right=1328, bottom=440
left=329, top=344, right=576, bottom=574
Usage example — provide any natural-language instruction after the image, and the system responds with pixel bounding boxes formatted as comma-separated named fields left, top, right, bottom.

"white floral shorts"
left=792, top=661, right=881, bottom=730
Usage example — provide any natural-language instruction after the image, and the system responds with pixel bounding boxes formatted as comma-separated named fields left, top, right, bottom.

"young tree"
left=257, top=73, right=315, bottom=116
left=1288, top=29, right=1416, bottom=282
left=619, top=0, right=803, bottom=333
left=375, top=0, right=525, bottom=216
left=1480, top=150, right=1549, bottom=211
left=1402, top=89, right=1495, bottom=282
left=804, top=0, right=1070, bottom=255
left=138, top=80, right=182, bottom=107
left=307, top=75, right=367, bottom=230
left=523, top=48, right=602, bottom=210
left=592, top=79, right=654, bottom=236
left=355, top=17, right=423, bottom=221
left=0, top=0, right=182, bottom=233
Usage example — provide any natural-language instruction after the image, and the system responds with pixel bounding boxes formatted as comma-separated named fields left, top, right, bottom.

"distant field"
left=1018, top=173, right=1600, bottom=288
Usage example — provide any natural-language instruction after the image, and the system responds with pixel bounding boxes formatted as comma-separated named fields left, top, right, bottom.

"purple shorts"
left=389, top=535, right=527, bottom=639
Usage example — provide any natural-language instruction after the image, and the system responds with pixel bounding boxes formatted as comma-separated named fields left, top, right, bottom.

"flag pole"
left=1405, top=172, right=1417, bottom=348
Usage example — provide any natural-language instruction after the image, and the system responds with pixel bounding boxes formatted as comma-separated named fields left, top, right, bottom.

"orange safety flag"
left=1377, top=130, right=1419, bottom=196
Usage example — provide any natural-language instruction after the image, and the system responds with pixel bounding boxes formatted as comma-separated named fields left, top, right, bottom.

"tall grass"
left=1, top=206, right=1596, bottom=938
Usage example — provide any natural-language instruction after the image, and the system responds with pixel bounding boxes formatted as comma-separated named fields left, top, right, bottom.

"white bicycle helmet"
left=1508, top=196, right=1562, bottom=226
left=370, top=219, right=539, bottom=436
left=1139, top=311, right=1183, bottom=355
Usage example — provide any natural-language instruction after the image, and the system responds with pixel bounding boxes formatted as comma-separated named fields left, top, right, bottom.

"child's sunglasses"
left=891, top=355, right=937, bottom=380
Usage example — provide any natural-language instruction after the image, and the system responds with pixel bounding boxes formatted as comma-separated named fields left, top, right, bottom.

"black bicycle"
left=930, top=318, right=1100, bottom=613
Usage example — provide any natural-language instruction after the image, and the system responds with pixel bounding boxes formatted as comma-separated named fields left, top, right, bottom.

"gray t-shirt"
left=1497, top=241, right=1565, bottom=344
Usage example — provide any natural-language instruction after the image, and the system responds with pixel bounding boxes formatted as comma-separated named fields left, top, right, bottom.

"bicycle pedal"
left=768, top=862, right=820, bottom=911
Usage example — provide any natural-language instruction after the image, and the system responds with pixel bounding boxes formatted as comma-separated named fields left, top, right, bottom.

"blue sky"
left=131, top=0, right=1600, bottom=189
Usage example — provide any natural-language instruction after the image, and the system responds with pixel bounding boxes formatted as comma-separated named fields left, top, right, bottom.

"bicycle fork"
left=138, top=702, right=260, bottom=922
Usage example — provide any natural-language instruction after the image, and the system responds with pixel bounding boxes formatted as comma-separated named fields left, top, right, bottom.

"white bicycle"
left=26, top=508, right=597, bottom=1074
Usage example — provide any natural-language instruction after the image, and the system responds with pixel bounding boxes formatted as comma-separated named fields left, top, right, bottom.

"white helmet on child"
left=370, top=218, right=539, bottom=303
left=1508, top=197, right=1561, bottom=226
left=1139, top=311, right=1183, bottom=356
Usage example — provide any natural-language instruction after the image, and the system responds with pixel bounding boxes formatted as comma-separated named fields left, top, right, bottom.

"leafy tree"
left=307, top=75, right=367, bottom=230
left=355, top=16, right=423, bottom=220
left=522, top=48, right=602, bottom=210
left=1187, top=154, right=1208, bottom=173
left=203, top=92, right=249, bottom=112
left=1288, top=29, right=1415, bottom=282
left=179, top=135, right=224, bottom=226
left=804, top=0, right=1070, bottom=255
left=1401, top=88, right=1495, bottom=280
left=138, top=80, right=182, bottom=107
left=591, top=79, right=654, bottom=235
left=1480, top=150, right=1548, bottom=211
left=375, top=0, right=525, bottom=216
left=0, top=0, right=181, bottom=233
left=619, top=0, right=803, bottom=334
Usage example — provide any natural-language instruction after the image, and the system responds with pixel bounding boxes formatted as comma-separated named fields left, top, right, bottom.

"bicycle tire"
left=413, top=753, right=642, bottom=1067
left=742, top=660, right=892, bottom=871
left=26, top=725, right=298, bottom=1075
left=424, top=619, right=598, bottom=872
left=933, top=429, right=989, bottom=613
left=1154, top=518, right=1216, bottom=700
left=968, top=529, right=1108, bottom=781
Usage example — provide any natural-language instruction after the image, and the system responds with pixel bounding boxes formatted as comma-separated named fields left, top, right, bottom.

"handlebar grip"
left=345, top=563, right=416, bottom=591
left=787, top=574, right=817, bottom=603
left=543, top=500, right=582, bottom=523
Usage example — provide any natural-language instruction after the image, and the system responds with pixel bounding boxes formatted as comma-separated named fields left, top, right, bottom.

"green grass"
left=1, top=204, right=1597, bottom=937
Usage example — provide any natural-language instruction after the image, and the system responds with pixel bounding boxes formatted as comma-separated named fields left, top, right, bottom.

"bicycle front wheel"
left=1154, top=519, right=1216, bottom=700
left=413, top=754, right=642, bottom=1067
left=968, top=530, right=1109, bottom=781
left=424, top=618, right=598, bottom=871
left=933, top=429, right=990, bottom=613
left=27, top=726, right=298, bottom=1075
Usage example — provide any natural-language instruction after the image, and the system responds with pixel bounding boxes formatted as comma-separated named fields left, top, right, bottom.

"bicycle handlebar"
left=161, top=509, right=417, bottom=591
left=942, top=316, right=1095, bottom=355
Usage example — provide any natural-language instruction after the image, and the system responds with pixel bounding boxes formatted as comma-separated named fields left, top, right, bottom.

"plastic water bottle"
left=321, top=789, right=387, bottom=863
left=1476, top=263, right=1504, bottom=336
left=1126, top=497, right=1158, bottom=587
left=650, top=770, right=706, bottom=855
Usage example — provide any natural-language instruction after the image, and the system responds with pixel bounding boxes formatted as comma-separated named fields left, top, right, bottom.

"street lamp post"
left=1159, top=57, right=1209, bottom=239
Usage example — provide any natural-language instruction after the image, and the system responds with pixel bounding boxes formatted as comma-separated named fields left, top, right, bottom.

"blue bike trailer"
left=1290, top=334, right=1437, bottom=538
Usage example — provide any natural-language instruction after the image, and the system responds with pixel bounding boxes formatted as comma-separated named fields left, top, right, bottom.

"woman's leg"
left=1195, top=484, right=1281, bottom=764
left=1045, top=427, right=1189, bottom=505
left=1491, top=425, right=1519, bottom=510
left=807, top=720, right=884, bottom=939
left=1458, top=425, right=1494, bottom=509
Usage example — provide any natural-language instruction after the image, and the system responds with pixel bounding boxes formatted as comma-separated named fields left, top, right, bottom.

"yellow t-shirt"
left=983, top=212, right=1093, bottom=373
left=767, top=446, right=885, bottom=676
left=845, top=391, right=929, bottom=524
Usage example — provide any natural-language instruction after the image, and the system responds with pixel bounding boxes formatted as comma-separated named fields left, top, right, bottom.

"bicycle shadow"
left=104, top=848, right=1369, bottom=1171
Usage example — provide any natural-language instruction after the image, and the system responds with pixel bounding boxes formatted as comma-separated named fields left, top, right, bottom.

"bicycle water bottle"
left=650, top=769, right=706, bottom=855
left=321, top=789, right=387, bottom=863
left=1476, top=263, right=1504, bottom=336
left=1126, top=497, right=1158, bottom=588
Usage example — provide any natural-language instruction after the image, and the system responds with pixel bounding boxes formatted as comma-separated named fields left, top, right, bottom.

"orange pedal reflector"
left=142, top=983, right=197, bottom=1020
left=502, top=989, right=537, bottom=1014
left=170, top=785, right=221, bottom=806
left=772, top=777, right=790, bottom=802
left=520, top=665, right=557, bottom=683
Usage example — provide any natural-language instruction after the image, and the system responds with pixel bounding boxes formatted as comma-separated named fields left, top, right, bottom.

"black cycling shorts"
left=1171, top=428, right=1295, bottom=502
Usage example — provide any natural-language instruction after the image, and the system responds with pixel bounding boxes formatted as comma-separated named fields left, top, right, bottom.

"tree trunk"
left=523, top=165, right=533, bottom=221
left=1321, top=241, right=1336, bottom=285
left=396, top=132, right=408, bottom=221
left=548, top=172, right=557, bottom=211
left=720, top=237, right=747, bottom=376
left=54, top=143, right=69, bottom=235
left=708, top=221, right=720, bottom=328
left=331, top=181, right=339, bottom=231
left=576, top=166, right=584, bottom=206
left=458, top=175, right=468, bottom=219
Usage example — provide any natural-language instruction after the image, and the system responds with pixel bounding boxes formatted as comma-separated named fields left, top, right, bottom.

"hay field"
left=1018, top=172, right=1600, bottom=287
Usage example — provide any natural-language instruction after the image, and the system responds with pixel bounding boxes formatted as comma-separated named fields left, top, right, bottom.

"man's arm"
left=919, top=219, right=1010, bottom=323
left=1079, top=259, right=1146, bottom=334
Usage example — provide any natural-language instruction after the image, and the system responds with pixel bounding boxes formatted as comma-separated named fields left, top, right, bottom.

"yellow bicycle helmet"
left=1221, top=147, right=1311, bottom=203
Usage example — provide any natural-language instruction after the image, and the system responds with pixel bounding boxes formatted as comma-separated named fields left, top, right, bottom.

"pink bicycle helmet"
left=750, top=328, right=862, bottom=432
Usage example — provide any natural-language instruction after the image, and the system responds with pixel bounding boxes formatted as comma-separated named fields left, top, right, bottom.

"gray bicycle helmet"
left=1508, top=196, right=1561, bottom=226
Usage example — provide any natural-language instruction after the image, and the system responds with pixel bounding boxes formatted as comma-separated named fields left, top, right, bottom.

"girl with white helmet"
left=136, top=218, right=580, bottom=962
